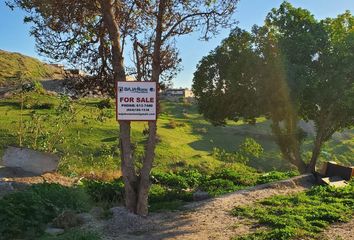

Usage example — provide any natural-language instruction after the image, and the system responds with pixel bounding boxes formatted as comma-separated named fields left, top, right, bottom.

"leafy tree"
left=193, top=2, right=354, bottom=173
left=303, top=12, right=354, bottom=171
left=8, top=0, right=240, bottom=216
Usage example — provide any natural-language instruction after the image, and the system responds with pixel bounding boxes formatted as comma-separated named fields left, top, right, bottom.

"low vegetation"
left=0, top=50, right=60, bottom=87
left=232, top=181, right=354, bottom=240
left=0, top=91, right=352, bottom=179
left=0, top=183, right=91, bottom=239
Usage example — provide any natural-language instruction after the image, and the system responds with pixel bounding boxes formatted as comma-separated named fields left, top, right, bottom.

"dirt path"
left=321, top=218, right=354, bottom=240
left=97, top=174, right=315, bottom=240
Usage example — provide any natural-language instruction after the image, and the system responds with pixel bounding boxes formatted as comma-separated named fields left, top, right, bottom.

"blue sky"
left=1, top=0, right=353, bottom=88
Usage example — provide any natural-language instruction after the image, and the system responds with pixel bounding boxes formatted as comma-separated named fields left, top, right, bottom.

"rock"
left=2, top=146, right=59, bottom=175
left=45, top=227, right=64, bottom=235
left=193, top=190, right=211, bottom=201
left=76, top=213, right=94, bottom=224
left=52, top=211, right=81, bottom=229
left=89, top=207, right=104, bottom=219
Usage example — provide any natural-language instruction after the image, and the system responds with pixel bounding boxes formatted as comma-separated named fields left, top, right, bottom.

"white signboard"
left=116, top=81, right=157, bottom=121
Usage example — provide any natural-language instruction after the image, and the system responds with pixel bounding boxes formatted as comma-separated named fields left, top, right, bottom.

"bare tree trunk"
left=100, top=0, right=138, bottom=213
left=307, top=135, right=323, bottom=173
left=119, top=121, right=138, bottom=212
left=136, top=121, right=157, bottom=215
left=135, top=0, right=165, bottom=216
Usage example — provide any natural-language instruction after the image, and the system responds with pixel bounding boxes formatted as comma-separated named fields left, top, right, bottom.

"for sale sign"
left=116, top=81, right=157, bottom=121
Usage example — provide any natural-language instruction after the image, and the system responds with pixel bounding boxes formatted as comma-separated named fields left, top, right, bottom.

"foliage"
left=192, top=2, right=354, bottom=172
left=97, top=98, right=113, bottom=109
left=200, top=179, right=242, bottom=196
left=256, top=171, right=299, bottom=185
left=19, top=95, right=80, bottom=152
left=0, top=183, right=91, bottom=240
left=82, top=178, right=124, bottom=205
left=210, top=168, right=258, bottom=186
left=232, top=182, right=354, bottom=240
left=151, top=171, right=189, bottom=190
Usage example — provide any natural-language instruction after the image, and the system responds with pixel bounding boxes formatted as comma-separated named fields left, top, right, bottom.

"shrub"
left=200, top=179, right=242, bottom=196
left=211, top=169, right=258, bottom=186
left=83, top=178, right=124, bottom=204
left=148, top=184, right=192, bottom=203
left=151, top=171, right=189, bottom=190
left=0, top=183, right=91, bottom=240
left=177, top=169, right=203, bottom=188
left=31, top=183, right=91, bottom=212
left=22, top=94, right=55, bottom=109
left=256, top=171, right=299, bottom=185
left=97, top=98, right=113, bottom=109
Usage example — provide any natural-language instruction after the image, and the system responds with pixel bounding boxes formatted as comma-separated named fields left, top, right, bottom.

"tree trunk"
left=100, top=0, right=138, bottom=213
left=119, top=121, right=138, bottom=212
left=135, top=0, right=165, bottom=216
left=136, top=121, right=157, bottom=216
left=307, top=138, right=322, bottom=173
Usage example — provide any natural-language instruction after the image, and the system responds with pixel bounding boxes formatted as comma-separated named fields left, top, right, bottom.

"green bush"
left=97, top=98, right=113, bottom=109
left=149, top=184, right=193, bottom=203
left=0, top=183, right=91, bottom=240
left=83, top=178, right=124, bottom=204
left=151, top=171, right=189, bottom=190
left=256, top=171, right=299, bottom=185
left=200, top=179, right=242, bottom=196
left=211, top=169, right=258, bottom=186
left=22, top=94, right=55, bottom=109
left=177, top=169, right=204, bottom=188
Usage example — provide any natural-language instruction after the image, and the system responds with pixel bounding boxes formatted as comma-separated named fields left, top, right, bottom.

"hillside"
left=0, top=50, right=62, bottom=87
left=0, top=93, right=352, bottom=178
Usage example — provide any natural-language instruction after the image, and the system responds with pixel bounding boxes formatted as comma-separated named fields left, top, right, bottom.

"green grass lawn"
left=0, top=91, right=352, bottom=178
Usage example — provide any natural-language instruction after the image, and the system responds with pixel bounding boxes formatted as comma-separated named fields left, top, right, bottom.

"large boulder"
left=2, top=146, right=59, bottom=175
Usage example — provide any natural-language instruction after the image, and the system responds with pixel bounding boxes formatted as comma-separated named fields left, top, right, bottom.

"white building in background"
left=160, top=88, right=194, bottom=101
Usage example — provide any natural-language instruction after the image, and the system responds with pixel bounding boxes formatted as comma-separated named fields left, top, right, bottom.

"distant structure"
left=65, top=69, right=87, bottom=77
left=49, top=63, right=65, bottom=70
left=160, top=88, right=194, bottom=101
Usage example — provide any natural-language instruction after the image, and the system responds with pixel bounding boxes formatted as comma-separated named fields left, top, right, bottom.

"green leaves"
left=233, top=183, right=354, bottom=240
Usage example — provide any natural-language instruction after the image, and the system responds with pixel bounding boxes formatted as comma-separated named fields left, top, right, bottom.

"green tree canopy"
left=193, top=1, right=354, bottom=173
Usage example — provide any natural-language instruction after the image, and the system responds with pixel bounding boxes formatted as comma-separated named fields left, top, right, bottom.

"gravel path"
left=321, top=218, right=354, bottom=240
left=100, top=174, right=315, bottom=240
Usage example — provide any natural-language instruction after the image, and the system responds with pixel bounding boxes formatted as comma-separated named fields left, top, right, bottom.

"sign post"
left=116, top=81, right=157, bottom=121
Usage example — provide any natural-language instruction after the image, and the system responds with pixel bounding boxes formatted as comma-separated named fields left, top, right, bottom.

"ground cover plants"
left=0, top=183, right=91, bottom=240
left=232, top=181, right=354, bottom=240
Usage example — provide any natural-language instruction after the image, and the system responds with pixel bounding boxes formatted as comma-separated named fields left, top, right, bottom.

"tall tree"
left=8, top=0, right=240, bottom=216
left=303, top=12, right=354, bottom=171
left=193, top=2, right=354, bottom=173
